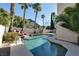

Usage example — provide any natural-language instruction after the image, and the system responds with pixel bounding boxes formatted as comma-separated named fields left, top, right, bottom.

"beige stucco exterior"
left=56, top=24, right=79, bottom=43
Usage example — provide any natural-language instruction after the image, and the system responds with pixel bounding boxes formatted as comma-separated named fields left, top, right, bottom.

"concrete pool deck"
left=48, top=36, right=79, bottom=56
left=10, top=44, right=33, bottom=56
left=0, top=44, right=33, bottom=56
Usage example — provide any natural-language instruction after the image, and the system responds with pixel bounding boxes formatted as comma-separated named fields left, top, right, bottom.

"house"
left=0, top=25, right=5, bottom=47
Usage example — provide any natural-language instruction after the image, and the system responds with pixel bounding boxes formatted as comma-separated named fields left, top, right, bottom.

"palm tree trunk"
left=22, top=8, right=26, bottom=31
left=9, top=16, right=14, bottom=32
left=34, top=12, right=38, bottom=29
left=9, top=3, right=15, bottom=32
left=43, top=18, right=44, bottom=30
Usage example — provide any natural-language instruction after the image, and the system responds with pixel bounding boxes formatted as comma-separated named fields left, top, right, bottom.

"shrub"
left=71, top=12, right=79, bottom=33
left=64, top=7, right=73, bottom=16
left=56, top=14, right=70, bottom=24
left=56, top=14, right=71, bottom=28
left=3, top=32, right=19, bottom=44
left=56, top=4, right=79, bottom=33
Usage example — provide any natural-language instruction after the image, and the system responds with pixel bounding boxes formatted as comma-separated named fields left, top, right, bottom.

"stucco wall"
left=56, top=25, right=79, bottom=43
left=0, top=25, right=5, bottom=47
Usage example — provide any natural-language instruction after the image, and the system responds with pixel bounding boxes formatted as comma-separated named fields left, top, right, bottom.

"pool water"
left=24, top=35, right=67, bottom=56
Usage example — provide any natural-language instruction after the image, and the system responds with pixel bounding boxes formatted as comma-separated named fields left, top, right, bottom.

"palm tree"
left=0, top=8, right=10, bottom=33
left=32, top=3, right=41, bottom=28
left=41, top=14, right=45, bottom=29
left=20, top=3, right=28, bottom=31
left=2, top=13, right=10, bottom=33
left=9, top=3, right=15, bottom=32
left=19, top=3, right=32, bottom=31
left=50, top=12, right=55, bottom=29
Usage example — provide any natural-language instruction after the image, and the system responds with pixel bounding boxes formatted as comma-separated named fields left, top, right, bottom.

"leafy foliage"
left=0, top=8, right=40, bottom=29
left=64, top=7, right=73, bottom=16
left=19, top=3, right=32, bottom=29
left=56, top=14, right=70, bottom=24
left=3, top=32, right=19, bottom=44
left=71, top=12, right=79, bottom=32
left=0, top=8, right=10, bottom=26
left=56, top=3, right=79, bottom=33
left=13, top=16, right=23, bottom=27
left=32, top=3, right=41, bottom=13
left=32, top=3, right=42, bottom=29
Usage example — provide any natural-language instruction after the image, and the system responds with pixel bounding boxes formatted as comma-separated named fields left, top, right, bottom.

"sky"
left=0, top=3, right=57, bottom=26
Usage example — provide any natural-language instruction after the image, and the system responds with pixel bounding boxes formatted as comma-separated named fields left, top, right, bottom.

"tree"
left=50, top=12, right=55, bottom=29
left=13, top=16, right=22, bottom=27
left=41, top=14, right=45, bottom=29
left=1, top=13, right=10, bottom=33
left=32, top=3, right=42, bottom=29
left=9, top=3, right=15, bottom=32
left=0, top=8, right=10, bottom=33
left=19, top=3, right=32, bottom=30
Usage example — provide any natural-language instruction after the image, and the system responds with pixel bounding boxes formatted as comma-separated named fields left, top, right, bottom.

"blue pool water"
left=24, top=35, right=67, bottom=56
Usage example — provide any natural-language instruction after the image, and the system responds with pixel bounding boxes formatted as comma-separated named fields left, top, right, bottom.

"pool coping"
left=48, top=36, right=79, bottom=56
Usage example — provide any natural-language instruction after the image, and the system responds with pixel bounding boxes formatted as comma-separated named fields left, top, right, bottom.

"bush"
left=56, top=14, right=70, bottom=24
left=56, top=4, right=79, bottom=33
left=64, top=7, right=73, bottom=16
left=3, top=32, right=19, bottom=44
left=71, top=12, right=79, bottom=33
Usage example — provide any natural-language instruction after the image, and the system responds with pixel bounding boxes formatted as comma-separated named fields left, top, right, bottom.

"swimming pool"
left=23, top=35, right=67, bottom=56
